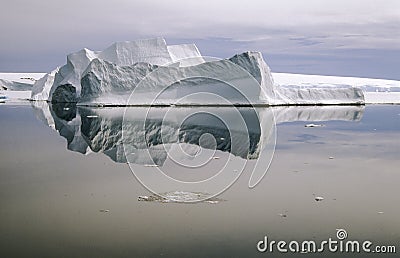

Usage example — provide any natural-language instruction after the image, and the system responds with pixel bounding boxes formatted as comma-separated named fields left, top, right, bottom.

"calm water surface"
left=0, top=103, right=399, bottom=257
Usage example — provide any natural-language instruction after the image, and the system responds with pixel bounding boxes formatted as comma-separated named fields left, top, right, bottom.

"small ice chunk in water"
left=144, top=164, right=159, bottom=167
left=305, top=123, right=324, bottom=128
left=315, top=196, right=324, bottom=202
left=206, top=201, right=220, bottom=204
left=99, top=209, right=110, bottom=212
left=86, top=115, right=98, bottom=118
left=138, top=191, right=224, bottom=203
left=138, top=196, right=158, bottom=201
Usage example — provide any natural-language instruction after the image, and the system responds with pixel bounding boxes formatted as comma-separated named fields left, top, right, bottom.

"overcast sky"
left=1, top=0, right=399, bottom=79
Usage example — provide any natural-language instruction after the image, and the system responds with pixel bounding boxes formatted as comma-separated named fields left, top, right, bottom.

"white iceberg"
left=0, top=79, right=32, bottom=91
left=0, top=73, right=42, bottom=100
left=29, top=37, right=365, bottom=105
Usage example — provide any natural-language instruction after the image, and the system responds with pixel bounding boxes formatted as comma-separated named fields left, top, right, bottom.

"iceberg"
left=0, top=79, right=32, bottom=100
left=29, top=37, right=365, bottom=105
left=0, top=74, right=39, bottom=100
left=0, top=79, right=32, bottom=91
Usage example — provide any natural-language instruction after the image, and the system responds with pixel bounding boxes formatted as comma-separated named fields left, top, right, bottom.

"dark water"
left=0, top=103, right=399, bottom=257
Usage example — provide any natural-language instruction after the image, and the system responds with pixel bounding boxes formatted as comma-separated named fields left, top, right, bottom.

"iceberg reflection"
left=31, top=102, right=364, bottom=166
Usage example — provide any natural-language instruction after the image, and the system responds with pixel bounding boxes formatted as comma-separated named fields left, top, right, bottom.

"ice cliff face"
left=228, top=52, right=276, bottom=103
left=277, top=86, right=364, bottom=105
left=31, top=68, right=59, bottom=101
left=31, top=37, right=365, bottom=105
left=167, top=44, right=205, bottom=67
left=80, top=60, right=158, bottom=104
left=79, top=51, right=272, bottom=105
left=98, top=38, right=173, bottom=66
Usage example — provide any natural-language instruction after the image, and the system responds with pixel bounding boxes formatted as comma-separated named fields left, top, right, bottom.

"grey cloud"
left=0, top=0, right=399, bottom=79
